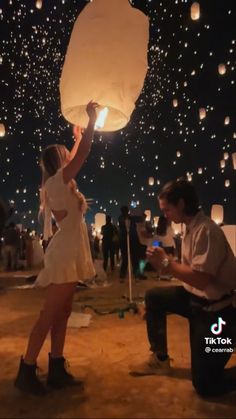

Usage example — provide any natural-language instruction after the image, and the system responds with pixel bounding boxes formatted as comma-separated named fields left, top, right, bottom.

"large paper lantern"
left=211, top=204, right=224, bottom=225
left=191, top=2, right=200, bottom=21
left=0, top=123, right=6, bottom=137
left=60, top=0, right=149, bottom=132
left=94, top=212, right=106, bottom=234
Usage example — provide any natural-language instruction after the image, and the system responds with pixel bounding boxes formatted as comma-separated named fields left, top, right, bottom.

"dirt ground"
left=0, top=271, right=236, bottom=419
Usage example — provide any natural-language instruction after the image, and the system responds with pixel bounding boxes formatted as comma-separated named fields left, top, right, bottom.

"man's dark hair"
left=106, top=215, right=112, bottom=223
left=158, top=178, right=199, bottom=216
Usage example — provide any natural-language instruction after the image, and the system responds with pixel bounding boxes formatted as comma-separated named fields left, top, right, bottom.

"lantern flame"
left=95, top=107, right=109, bottom=130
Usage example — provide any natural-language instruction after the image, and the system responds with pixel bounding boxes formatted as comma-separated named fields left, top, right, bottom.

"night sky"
left=1, top=0, right=236, bottom=231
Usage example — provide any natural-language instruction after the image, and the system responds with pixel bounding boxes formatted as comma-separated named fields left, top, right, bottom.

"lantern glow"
left=60, top=0, right=149, bottom=131
left=95, top=107, right=109, bottom=130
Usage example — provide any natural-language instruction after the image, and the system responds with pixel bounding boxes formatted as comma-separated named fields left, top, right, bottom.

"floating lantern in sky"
left=191, top=2, right=200, bottom=21
left=148, top=177, right=154, bottom=186
left=0, top=123, right=6, bottom=137
left=211, top=204, right=224, bottom=225
left=223, top=152, right=229, bottom=160
left=144, top=210, right=151, bottom=222
left=218, top=63, right=226, bottom=75
left=35, top=0, right=42, bottom=9
left=94, top=212, right=106, bottom=234
left=232, top=153, right=236, bottom=170
left=173, top=98, right=178, bottom=107
left=199, top=107, right=206, bottom=120
left=153, top=216, right=159, bottom=228
left=220, top=159, right=226, bottom=168
left=60, top=0, right=149, bottom=131
left=198, top=167, right=203, bottom=174
left=224, top=116, right=230, bottom=125
left=225, top=179, right=230, bottom=188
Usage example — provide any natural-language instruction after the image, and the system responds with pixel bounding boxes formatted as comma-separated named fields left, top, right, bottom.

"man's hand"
left=146, top=246, right=168, bottom=271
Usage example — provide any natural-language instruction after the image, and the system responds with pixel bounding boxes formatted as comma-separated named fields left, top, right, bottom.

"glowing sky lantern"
left=191, top=2, right=200, bottom=21
left=148, top=177, right=154, bottom=186
left=0, top=123, right=6, bottom=137
left=220, top=159, right=226, bottom=168
left=199, top=107, right=206, bottom=120
left=218, top=63, right=226, bottom=75
left=35, top=0, right=42, bottom=9
left=173, top=98, right=178, bottom=107
left=153, top=216, right=159, bottom=228
left=211, top=204, right=224, bottom=225
left=198, top=167, right=203, bottom=174
left=94, top=212, right=106, bottom=234
left=225, top=179, right=230, bottom=188
left=224, top=116, right=230, bottom=125
left=60, top=0, right=149, bottom=131
left=144, top=210, right=151, bottom=222
left=232, top=153, right=236, bottom=170
left=223, top=152, right=229, bottom=160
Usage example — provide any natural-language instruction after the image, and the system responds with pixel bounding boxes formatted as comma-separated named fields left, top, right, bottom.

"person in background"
left=118, top=206, right=142, bottom=281
left=14, top=101, right=98, bottom=396
left=130, top=178, right=236, bottom=397
left=155, top=215, right=175, bottom=257
left=101, top=215, right=115, bottom=272
left=2, top=222, right=21, bottom=271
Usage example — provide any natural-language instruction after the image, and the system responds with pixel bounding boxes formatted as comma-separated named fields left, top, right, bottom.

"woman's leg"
left=50, top=283, right=76, bottom=358
left=24, top=282, right=76, bottom=364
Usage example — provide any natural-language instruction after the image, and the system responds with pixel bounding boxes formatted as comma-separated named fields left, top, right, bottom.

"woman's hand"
left=146, top=246, right=167, bottom=271
left=86, top=100, right=99, bottom=123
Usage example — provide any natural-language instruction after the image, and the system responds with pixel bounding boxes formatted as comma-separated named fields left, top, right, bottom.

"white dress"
left=35, top=169, right=95, bottom=287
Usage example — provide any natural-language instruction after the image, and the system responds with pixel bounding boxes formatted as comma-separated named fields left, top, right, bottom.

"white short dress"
left=35, top=169, right=95, bottom=287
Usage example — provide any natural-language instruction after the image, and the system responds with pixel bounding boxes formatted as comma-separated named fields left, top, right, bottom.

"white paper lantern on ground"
left=94, top=212, right=106, bottom=234
left=211, top=204, right=224, bottom=225
left=60, top=0, right=149, bottom=132
left=0, top=123, right=6, bottom=137
left=148, top=177, right=154, bottom=186
left=144, top=210, right=151, bottom=222
left=232, top=153, right=236, bottom=170
left=191, top=2, right=200, bottom=20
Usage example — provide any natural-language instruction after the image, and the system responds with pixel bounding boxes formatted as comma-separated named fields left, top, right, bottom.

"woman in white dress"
left=15, top=101, right=98, bottom=395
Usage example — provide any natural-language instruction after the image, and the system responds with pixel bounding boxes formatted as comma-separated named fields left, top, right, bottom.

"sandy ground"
left=1, top=270, right=236, bottom=419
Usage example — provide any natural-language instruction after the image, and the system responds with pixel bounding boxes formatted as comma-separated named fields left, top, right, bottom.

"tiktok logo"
left=210, top=317, right=226, bottom=335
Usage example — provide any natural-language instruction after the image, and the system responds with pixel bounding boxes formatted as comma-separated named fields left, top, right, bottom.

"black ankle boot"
left=14, top=357, right=47, bottom=396
left=47, top=353, right=84, bottom=389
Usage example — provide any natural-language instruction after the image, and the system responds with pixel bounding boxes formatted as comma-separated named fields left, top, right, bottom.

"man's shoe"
left=129, top=353, right=172, bottom=376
